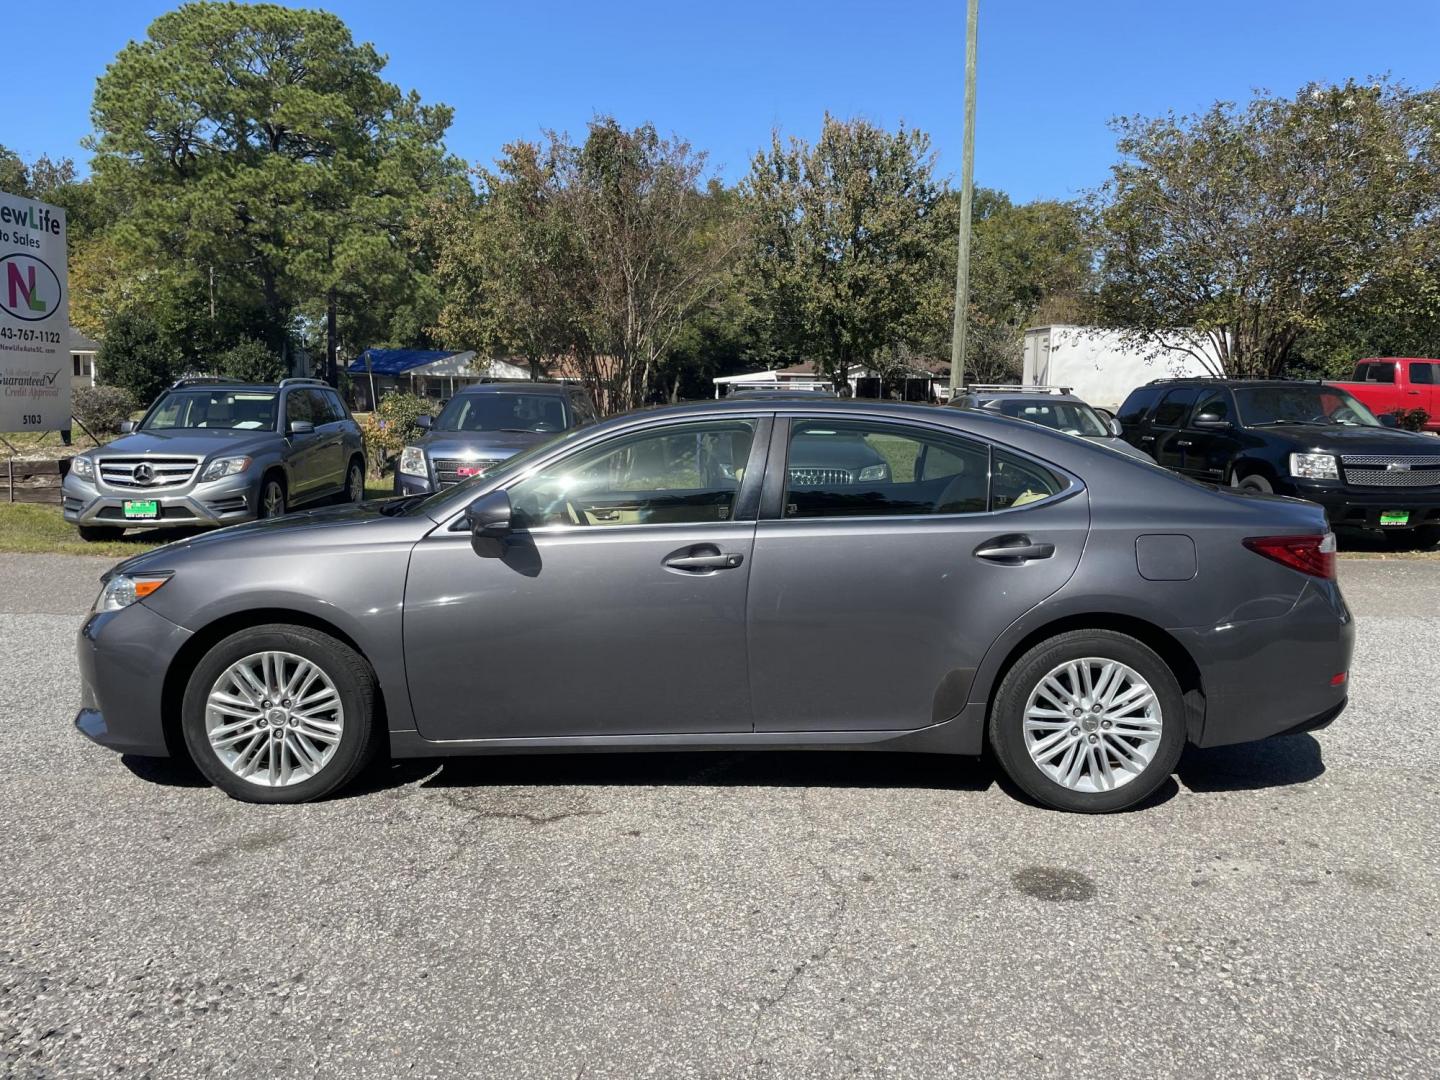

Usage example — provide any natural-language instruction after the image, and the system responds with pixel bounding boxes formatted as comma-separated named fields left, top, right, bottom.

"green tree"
left=1090, top=80, right=1440, bottom=376
left=215, top=338, right=286, bottom=383
left=88, top=2, right=459, bottom=377
left=97, top=309, right=182, bottom=406
left=742, top=115, right=952, bottom=390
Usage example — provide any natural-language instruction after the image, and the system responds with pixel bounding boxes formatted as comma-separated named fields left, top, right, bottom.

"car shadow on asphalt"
left=121, top=733, right=1326, bottom=804
left=1176, top=733, right=1325, bottom=792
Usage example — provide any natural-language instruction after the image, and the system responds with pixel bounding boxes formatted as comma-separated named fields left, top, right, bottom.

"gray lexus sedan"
left=76, top=399, right=1353, bottom=812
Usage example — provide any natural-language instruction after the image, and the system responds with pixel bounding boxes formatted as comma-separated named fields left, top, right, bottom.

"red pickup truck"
left=1330, top=358, right=1439, bottom=430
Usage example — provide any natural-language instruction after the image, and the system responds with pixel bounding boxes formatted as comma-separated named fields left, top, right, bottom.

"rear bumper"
left=75, top=603, right=192, bottom=757
left=1176, top=582, right=1354, bottom=747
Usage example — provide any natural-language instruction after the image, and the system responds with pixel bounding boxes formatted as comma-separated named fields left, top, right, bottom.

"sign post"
left=0, top=192, right=70, bottom=435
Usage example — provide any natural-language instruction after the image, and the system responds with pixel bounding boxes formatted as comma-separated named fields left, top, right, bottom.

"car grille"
left=97, top=456, right=201, bottom=490
left=433, top=457, right=503, bottom=489
left=788, top=467, right=856, bottom=487
left=1340, top=454, right=1440, bottom=488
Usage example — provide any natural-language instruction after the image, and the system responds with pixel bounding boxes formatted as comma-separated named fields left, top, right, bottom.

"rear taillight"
left=1242, top=532, right=1336, bottom=580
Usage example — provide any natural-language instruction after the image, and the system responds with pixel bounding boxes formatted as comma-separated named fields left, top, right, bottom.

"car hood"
left=417, top=430, right=550, bottom=459
left=95, top=429, right=278, bottom=459
left=106, top=500, right=428, bottom=578
left=1250, top=425, right=1439, bottom=454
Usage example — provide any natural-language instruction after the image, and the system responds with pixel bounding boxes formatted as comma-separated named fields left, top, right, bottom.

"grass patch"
left=0, top=503, right=169, bottom=557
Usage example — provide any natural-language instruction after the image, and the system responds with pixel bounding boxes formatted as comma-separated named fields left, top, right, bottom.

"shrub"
left=1390, top=407, right=1430, bottom=432
left=97, top=310, right=181, bottom=406
left=72, top=385, right=138, bottom=436
left=362, top=392, right=435, bottom=473
left=216, top=338, right=287, bottom=383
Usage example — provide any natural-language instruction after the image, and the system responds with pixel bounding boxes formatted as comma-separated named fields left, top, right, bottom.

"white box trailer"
left=1021, top=325, right=1223, bottom=410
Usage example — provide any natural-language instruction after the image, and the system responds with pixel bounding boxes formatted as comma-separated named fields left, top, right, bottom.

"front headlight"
left=1289, top=453, right=1339, bottom=480
left=70, top=455, right=95, bottom=480
left=399, top=446, right=428, bottom=478
left=199, top=455, right=252, bottom=482
left=857, top=463, right=891, bottom=482
left=94, top=573, right=170, bottom=613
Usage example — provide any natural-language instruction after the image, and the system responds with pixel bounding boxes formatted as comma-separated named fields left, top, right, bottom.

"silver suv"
left=63, top=377, right=366, bottom=541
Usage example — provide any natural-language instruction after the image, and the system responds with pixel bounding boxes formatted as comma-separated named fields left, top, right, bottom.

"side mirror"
left=1379, top=413, right=1399, bottom=428
left=1107, top=417, right=1124, bottom=437
left=1193, top=413, right=1230, bottom=428
left=288, top=420, right=315, bottom=436
left=119, top=419, right=137, bottom=434
left=416, top=415, right=433, bottom=431
left=464, top=489, right=513, bottom=558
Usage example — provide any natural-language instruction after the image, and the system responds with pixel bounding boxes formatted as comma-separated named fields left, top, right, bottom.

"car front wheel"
left=181, top=624, right=380, bottom=803
left=259, top=477, right=286, bottom=518
left=989, top=630, right=1186, bottom=813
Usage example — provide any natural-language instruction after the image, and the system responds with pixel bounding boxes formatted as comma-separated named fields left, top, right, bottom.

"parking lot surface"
left=2, top=553, right=1438, bottom=1078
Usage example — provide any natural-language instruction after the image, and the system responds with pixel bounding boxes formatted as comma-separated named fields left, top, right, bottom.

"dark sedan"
left=76, top=399, right=1352, bottom=812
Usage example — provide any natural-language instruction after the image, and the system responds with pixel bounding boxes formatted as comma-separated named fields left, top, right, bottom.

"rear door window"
left=1151, top=388, right=1199, bottom=428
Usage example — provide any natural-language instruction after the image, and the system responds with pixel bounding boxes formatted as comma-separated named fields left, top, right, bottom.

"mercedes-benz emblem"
left=132, top=462, right=155, bottom=485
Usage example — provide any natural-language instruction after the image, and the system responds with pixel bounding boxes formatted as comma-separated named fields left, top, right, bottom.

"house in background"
left=347, top=349, right=531, bottom=410
left=70, top=328, right=101, bottom=389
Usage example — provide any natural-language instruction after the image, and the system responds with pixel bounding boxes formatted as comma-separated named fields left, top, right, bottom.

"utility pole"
left=949, top=0, right=979, bottom=393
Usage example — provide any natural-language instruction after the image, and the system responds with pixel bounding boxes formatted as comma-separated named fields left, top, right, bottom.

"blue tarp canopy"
left=348, top=349, right=460, bottom=376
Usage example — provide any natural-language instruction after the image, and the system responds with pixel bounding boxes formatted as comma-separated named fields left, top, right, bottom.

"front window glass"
left=783, top=421, right=991, bottom=518
left=1234, top=386, right=1381, bottom=428
left=1151, top=388, right=1198, bottom=427
left=1193, top=390, right=1232, bottom=422
left=142, top=390, right=278, bottom=431
left=435, top=393, right=569, bottom=434
left=982, top=399, right=1109, bottom=437
left=508, top=420, right=757, bottom=528
left=1411, top=363, right=1435, bottom=385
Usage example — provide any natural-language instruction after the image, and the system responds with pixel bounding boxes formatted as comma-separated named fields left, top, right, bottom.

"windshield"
left=435, top=393, right=568, bottom=434
left=142, top=390, right=278, bottom=431
left=1234, top=386, right=1381, bottom=428
left=983, top=399, right=1109, bottom=438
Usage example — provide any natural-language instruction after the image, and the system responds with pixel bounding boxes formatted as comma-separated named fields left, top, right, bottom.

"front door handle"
left=663, top=547, right=744, bottom=572
left=974, top=535, right=1056, bottom=564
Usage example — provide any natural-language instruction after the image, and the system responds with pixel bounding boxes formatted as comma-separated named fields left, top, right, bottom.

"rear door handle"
left=663, top=548, right=744, bottom=572
left=974, top=535, right=1056, bottom=564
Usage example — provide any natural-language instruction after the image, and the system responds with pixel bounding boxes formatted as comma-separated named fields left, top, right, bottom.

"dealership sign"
left=0, top=193, right=70, bottom=433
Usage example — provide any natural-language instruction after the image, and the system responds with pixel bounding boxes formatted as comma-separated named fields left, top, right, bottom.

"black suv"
left=1116, top=378, right=1440, bottom=544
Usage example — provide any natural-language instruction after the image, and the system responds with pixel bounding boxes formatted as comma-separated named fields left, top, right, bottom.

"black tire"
left=1233, top=472, right=1273, bottom=494
left=181, top=624, right=380, bottom=803
left=1416, top=524, right=1440, bottom=550
left=1382, top=525, right=1440, bottom=551
left=339, top=457, right=365, bottom=504
left=259, top=475, right=286, bottom=519
left=989, top=630, right=1187, bottom=813
left=77, top=525, right=125, bottom=542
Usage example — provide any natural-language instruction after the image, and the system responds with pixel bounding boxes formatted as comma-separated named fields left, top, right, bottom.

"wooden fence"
left=4, top=459, right=67, bottom=505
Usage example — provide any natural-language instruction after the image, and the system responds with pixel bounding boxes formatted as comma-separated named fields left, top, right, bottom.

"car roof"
left=453, top=381, right=577, bottom=396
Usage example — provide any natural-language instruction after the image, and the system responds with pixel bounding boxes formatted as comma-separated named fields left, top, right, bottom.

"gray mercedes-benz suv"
left=76, top=398, right=1352, bottom=813
left=395, top=381, right=598, bottom=495
left=63, top=377, right=366, bottom=541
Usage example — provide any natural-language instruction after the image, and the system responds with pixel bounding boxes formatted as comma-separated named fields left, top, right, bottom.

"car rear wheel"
left=259, top=476, right=286, bottom=518
left=77, top=525, right=125, bottom=542
left=989, top=630, right=1186, bottom=813
left=181, top=624, right=380, bottom=803
left=342, top=459, right=365, bottom=504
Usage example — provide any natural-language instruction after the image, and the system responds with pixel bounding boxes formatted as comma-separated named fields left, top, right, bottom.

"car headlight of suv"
left=94, top=573, right=170, bottom=613
left=1289, top=453, right=1339, bottom=480
left=199, top=455, right=251, bottom=482
left=857, top=463, right=891, bottom=482
left=399, top=446, right=428, bottom=478
left=69, top=455, right=95, bottom=480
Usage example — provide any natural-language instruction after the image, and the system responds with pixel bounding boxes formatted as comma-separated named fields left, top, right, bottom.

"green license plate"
left=122, top=500, right=159, bottom=519
left=1380, top=510, right=1410, bottom=527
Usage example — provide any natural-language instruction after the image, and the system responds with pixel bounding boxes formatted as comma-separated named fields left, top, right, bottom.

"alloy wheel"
left=204, top=650, right=345, bottom=787
left=1022, top=657, right=1162, bottom=793
left=262, top=482, right=285, bottom=518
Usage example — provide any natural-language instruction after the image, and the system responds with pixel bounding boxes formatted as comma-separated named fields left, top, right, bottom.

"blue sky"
left=8, top=1, right=1440, bottom=203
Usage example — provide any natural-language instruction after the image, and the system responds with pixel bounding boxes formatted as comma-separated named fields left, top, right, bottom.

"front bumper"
left=1286, top=480, right=1440, bottom=530
left=63, top=472, right=258, bottom=529
left=75, top=602, right=193, bottom=757
left=394, top=471, right=433, bottom=496
left=1176, top=581, right=1355, bottom=748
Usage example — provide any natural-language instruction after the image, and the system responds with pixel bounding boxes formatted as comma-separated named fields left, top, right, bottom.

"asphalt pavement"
left=2, top=553, right=1438, bottom=1078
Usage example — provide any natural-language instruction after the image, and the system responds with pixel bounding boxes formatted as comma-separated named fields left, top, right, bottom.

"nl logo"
left=0, top=254, right=61, bottom=322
